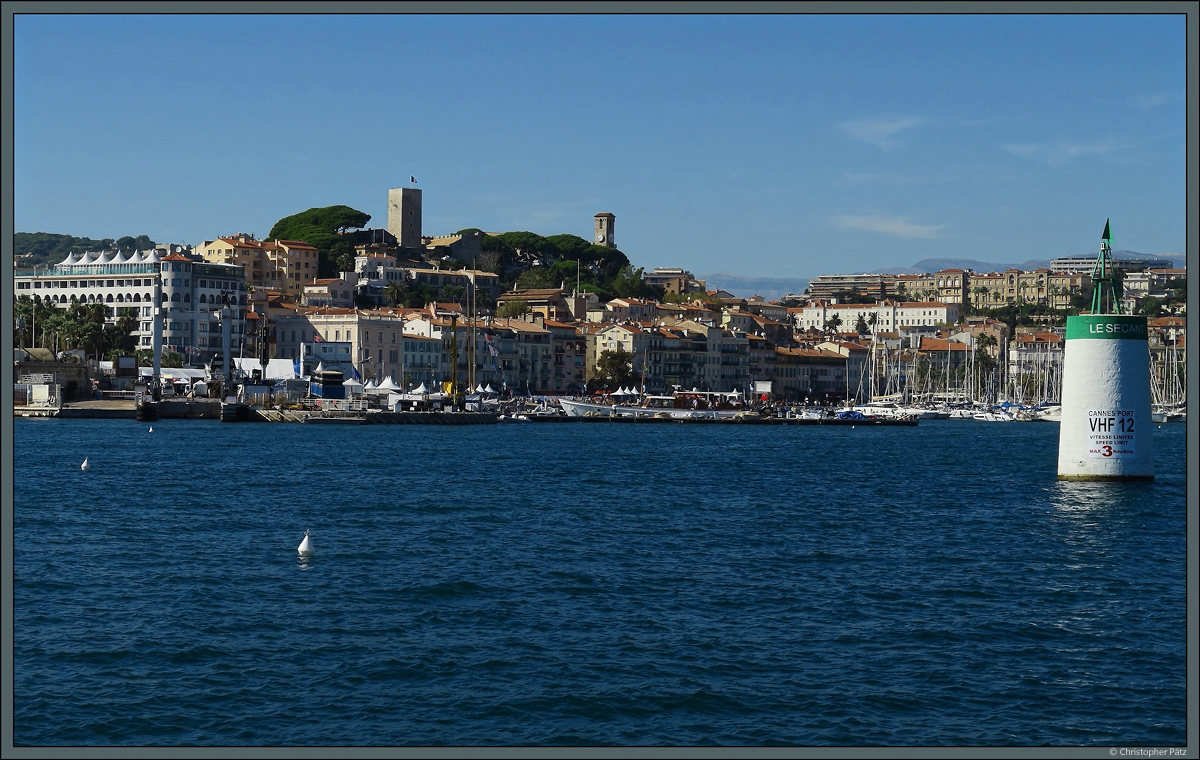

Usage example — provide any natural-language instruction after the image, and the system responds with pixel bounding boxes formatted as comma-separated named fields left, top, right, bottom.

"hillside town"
left=13, top=185, right=1187, bottom=416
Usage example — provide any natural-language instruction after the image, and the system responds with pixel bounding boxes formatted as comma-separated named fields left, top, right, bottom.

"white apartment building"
left=14, top=248, right=247, bottom=364
left=791, top=300, right=960, bottom=334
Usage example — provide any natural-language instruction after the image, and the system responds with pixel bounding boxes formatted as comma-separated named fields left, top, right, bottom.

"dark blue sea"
left=11, top=417, right=1188, bottom=748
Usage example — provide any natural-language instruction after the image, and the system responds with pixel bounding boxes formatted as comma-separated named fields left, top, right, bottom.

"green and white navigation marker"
left=1057, top=220, right=1153, bottom=481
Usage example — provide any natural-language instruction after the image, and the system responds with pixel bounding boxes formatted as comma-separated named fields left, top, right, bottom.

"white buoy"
left=298, top=529, right=314, bottom=556
left=148, top=426, right=153, bottom=433
left=81, top=457, right=90, bottom=471
left=1057, top=221, right=1153, bottom=481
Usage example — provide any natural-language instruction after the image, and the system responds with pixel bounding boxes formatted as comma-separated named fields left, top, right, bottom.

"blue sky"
left=13, top=11, right=1189, bottom=285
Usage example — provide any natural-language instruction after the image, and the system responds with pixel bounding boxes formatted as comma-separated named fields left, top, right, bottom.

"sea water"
left=11, top=418, right=1188, bottom=747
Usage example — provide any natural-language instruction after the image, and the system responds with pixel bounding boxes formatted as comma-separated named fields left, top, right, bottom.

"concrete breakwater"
left=19, top=399, right=221, bottom=420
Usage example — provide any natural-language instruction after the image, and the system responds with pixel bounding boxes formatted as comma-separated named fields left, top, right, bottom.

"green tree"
left=137, top=349, right=183, bottom=368
left=610, top=265, right=653, bottom=298
left=1139, top=296, right=1163, bottom=318
left=854, top=314, right=868, bottom=335
left=13, top=232, right=132, bottom=268
left=114, top=235, right=155, bottom=252
left=591, top=347, right=635, bottom=391
left=824, top=314, right=842, bottom=336
left=544, top=234, right=592, bottom=259
left=268, top=205, right=372, bottom=278
left=514, top=268, right=558, bottom=290
left=496, top=299, right=531, bottom=319
left=384, top=282, right=407, bottom=307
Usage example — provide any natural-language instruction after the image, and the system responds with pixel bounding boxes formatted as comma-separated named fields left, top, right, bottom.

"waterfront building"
left=674, top=320, right=750, bottom=393
left=771, top=347, right=848, bottom=403
left=791, top=300, right=960, bottom=335
left=653, top=326, right=702, bottom=393
left=589, top=322, right=659, bottom=392
left=15, top=248, right=247, bottom=365
left=815, top=340, right=871, bottom=401
left=543, top=320, right=587, bottom=394
left=196, top=234, right=318, bottom=302
left=747, top=334, right=777, bottom=390
left=403, top=313, right=552, bottom=395
left=273, top=308, right=443, bottom=389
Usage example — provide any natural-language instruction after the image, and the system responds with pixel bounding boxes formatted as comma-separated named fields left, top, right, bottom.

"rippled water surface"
left=12, top=418, right=1188, bottom=746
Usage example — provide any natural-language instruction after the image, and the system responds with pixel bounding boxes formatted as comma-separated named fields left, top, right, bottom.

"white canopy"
left=413, top=382, right=429, bottom=394
left=139, top=367, right=207, bottom=381
left=234, top=358, right=297, bottom=381
left=342, top=377, right=363, bottom=387
left=375, top=376, right=401, bottom=391
left=364, top=378, right=378, bottom=390
left=484, top=384, right=496, bottom=394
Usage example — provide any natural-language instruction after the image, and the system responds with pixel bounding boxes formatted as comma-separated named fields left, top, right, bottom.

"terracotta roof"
left=917, top=337, right=971, bottom=351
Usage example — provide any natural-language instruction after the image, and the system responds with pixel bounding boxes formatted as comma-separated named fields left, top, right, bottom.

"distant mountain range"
left=705, top=250, right=1186, bottom=301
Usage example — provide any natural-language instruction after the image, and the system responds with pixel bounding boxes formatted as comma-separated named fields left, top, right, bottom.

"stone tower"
left=387, top=187, right=422, bottom=250
left=594, top=212, right=615, bottom=247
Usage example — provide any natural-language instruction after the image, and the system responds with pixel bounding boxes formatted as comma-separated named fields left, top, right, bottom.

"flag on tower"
left=410, top=175, right=417, bottom=184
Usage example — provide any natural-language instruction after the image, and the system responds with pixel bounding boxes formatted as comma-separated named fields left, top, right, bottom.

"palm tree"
left=384, top=281, right=406, bottom=307
left=824, top=314, right=842, bottom=338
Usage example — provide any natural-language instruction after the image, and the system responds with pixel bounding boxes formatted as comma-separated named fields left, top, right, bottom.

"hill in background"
left=706, top=250, right=1185, bottom=301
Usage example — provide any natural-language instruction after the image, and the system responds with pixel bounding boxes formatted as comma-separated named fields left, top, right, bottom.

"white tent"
left=234, top=358, right=297, bottom=381
left=375, top=376, right=401, bottom=391
left=484, top=384, right=496, bottom=394
left=342, top=377, right=363, bottom=388
left=413, top=382, right=428, bottom=394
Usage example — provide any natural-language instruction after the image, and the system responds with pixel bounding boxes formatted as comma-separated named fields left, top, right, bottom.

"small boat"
left=973, top=410, right=1015, bottom=422
left=559, top=390, right=748, bottom=420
